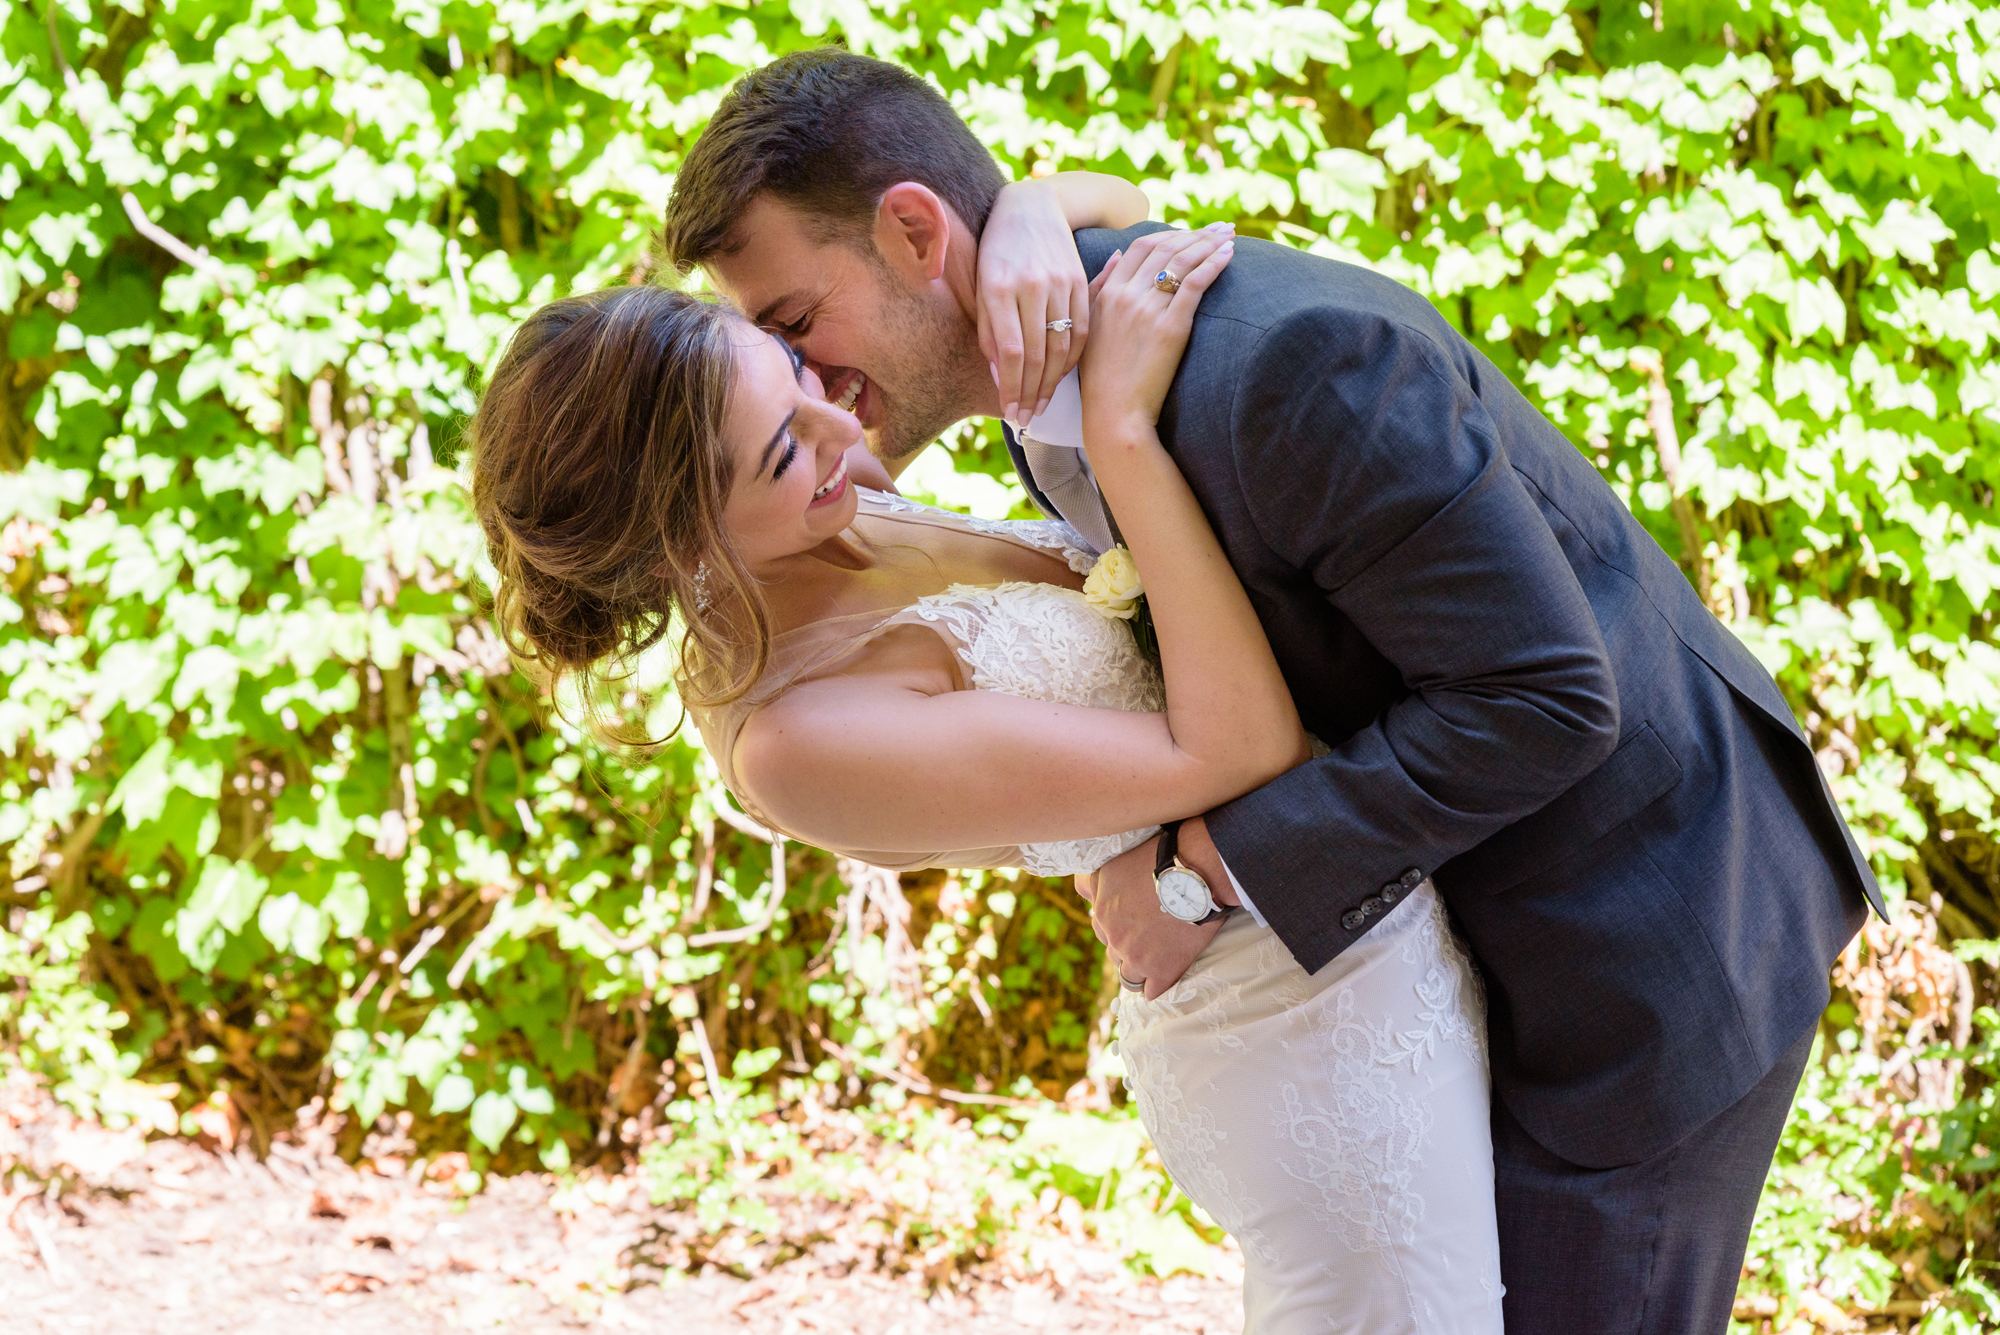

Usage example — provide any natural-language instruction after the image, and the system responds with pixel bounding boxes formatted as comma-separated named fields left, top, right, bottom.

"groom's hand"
left=1077, top=821, right=1232, bottom=1001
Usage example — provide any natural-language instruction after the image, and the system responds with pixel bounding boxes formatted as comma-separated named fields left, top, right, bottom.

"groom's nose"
left=805, top=355, right=855, bottom=390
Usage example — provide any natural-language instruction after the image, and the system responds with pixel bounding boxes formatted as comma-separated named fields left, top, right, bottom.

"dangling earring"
left=692, top=561, right=715, bottom=615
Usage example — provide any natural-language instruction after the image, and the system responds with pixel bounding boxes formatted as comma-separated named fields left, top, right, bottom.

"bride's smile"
left=721, top=328, right=864, bottom=571
left=808, top=454, right=849, bottom=507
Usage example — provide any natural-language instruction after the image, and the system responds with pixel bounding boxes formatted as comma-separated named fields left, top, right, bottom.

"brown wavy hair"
left=468, top=285, right=772, bottom=733
left=662, top=48, right=1007, bottom=272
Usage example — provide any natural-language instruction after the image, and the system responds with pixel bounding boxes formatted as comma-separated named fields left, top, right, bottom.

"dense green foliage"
left=7, top=0, right=2000, bottom=1323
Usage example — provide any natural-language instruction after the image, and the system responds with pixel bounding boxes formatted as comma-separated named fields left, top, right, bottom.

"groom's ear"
left=873, top=182, right=954, bottom=286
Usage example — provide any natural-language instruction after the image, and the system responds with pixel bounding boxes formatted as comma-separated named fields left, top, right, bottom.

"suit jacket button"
left=1399, top=867, right=1425, bottom=889
left=1359, top=895, right=1384, bottom=917
left=1341, top=909, right=1368, bottom=931
left=1379, top=883, right=1402, bottom=905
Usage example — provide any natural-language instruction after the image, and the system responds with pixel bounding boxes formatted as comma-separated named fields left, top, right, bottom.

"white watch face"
left=1157, top=866, right=1213, bottom=922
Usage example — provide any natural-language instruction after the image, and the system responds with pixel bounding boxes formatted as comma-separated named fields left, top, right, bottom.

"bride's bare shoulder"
left=736, top=624, right=963, bottom=763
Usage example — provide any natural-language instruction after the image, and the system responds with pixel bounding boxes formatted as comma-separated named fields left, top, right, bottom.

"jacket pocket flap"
left=1441, top=723, right=1684, bottom=897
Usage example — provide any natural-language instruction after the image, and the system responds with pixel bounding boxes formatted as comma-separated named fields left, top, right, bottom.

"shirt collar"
left=1017, top=368, right=1085, bottom=451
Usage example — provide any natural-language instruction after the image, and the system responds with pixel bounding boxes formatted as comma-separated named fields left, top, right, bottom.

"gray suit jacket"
left=1010, top=223, right=1880, bottom=1166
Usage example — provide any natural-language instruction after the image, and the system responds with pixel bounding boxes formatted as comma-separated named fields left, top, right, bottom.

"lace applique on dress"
left=863, top=489, right=1100, bottom=575
left=1388, top=887, right=1488, bottom=1079
left=1110, top=885, right=1502, bottom=1328
left=1272, top=889, right=1486, bottom=1262
left=1116, top=1015, right=1283, bottom=1268
left=906, top=580, right=1165, bottom=877
left=1276, top=988, right=1436, bottom=1266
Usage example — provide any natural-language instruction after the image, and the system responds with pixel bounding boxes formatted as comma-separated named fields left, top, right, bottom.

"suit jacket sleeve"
left=1202, top=307, right=1622, bottom=972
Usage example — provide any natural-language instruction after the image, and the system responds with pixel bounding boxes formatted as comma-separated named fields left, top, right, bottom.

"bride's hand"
left=1077, top=223, right=1234, bottom=439
left=977, top=178, right=1092, bottom=430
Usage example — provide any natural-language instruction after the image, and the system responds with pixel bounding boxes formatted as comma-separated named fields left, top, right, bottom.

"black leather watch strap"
left=1155, top=820, right=1184, bottom=878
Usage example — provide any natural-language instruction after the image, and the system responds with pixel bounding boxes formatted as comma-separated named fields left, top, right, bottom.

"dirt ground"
left=0, top=1078, right=1243, bottom=1334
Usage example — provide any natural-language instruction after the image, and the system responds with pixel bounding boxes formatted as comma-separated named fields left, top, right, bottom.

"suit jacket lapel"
left=1002, top=422, right=1065, bottom=523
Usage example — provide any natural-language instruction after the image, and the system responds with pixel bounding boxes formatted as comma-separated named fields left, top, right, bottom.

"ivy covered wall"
left=7, top=0, right=2000, bottom=1322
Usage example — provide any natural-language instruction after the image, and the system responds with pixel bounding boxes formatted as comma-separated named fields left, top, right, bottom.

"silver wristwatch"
left=1154, top=820, right=1229, bottom=925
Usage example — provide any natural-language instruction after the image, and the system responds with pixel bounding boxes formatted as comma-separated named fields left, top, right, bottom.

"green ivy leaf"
left=468, top=1089, right=518, bottom=1150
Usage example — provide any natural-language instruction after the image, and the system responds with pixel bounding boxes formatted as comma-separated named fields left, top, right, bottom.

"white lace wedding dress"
left=694, top=491, right=1504, bottom=1334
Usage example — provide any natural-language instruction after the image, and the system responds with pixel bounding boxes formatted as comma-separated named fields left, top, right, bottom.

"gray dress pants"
left=1494, top=1023, right=1818, bottom=1333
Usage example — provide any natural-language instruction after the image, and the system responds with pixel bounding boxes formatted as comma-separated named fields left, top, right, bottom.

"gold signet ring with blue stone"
left=1153, top=270, right=1182, bottom=294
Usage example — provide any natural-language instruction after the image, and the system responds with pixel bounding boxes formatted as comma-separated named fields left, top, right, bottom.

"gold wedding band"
left=1119, top=974, right=1146, bottom=992
left=1153, top=270, right=1182, bottom=294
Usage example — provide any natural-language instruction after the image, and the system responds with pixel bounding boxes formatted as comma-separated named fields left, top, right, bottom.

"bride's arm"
left=979, top=172, right=1150, bottom=430
left=1026, top=171, right=1150, bottom=230
left=1074, top=228, right=1314, bottom=815
left=840, top=445, right=897, bottom=494
left=734, top=228, right=1312, bottom=855
left=733, top=638, right=1301, bottom=853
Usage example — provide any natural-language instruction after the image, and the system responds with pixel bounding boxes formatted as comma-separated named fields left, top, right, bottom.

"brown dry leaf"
left=1794, top=1289, right=1859, bottom=1331
left=188, top=1091, right=240, bottom=1151
left=425, top=1151, right=470, bottom=1183
left=319, top=1270, right=386, bottom=1294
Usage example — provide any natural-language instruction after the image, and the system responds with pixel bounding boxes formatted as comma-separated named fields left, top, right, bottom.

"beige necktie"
left=1020, top=434, right=1118, bottom=554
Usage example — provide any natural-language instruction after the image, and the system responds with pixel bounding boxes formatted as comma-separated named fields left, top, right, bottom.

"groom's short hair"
left=662, top=49, right=1007, bottom=271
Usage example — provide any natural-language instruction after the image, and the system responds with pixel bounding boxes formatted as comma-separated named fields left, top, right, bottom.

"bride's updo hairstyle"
left=468, top=285, right=771, bottom=728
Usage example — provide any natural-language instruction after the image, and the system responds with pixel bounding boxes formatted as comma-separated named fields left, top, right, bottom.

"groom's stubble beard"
left=862, top=253, right=988, bottom=464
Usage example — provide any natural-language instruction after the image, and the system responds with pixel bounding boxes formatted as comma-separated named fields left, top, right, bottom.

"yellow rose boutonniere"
left=1083, top=546, right=1157, bottom=656
left=1083, top=546, right=1143, bottom=618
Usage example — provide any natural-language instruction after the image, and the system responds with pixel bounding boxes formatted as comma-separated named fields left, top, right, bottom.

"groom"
left=664, top=49, right=1880, bottom=1332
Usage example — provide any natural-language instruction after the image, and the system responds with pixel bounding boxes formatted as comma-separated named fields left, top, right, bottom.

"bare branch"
left=689, top=1014, right=728, bottom=1107
left=711, top=799, right=778, bottom=844
left=815, top=1035, right=1038, bottom=1108
left=46, top=2, right=236, bottom=298
left=118, top=192, right=235, bottom=295
left=685, top=837, right=787, bottom=947
left=1630, top=347, right=1711, bottom=604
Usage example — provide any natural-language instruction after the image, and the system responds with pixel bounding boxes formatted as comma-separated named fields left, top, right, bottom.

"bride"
left=469, top=180, right=1503, bottom=1334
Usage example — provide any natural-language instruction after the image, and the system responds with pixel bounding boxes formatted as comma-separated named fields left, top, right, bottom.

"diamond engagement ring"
left=1045, top=318, right=1074, bottom=333
left=1153, top=270, right=1182, bottom=294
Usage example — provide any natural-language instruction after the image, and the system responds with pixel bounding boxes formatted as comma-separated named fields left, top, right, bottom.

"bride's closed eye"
left=768, top=339, right=809, bottom=482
